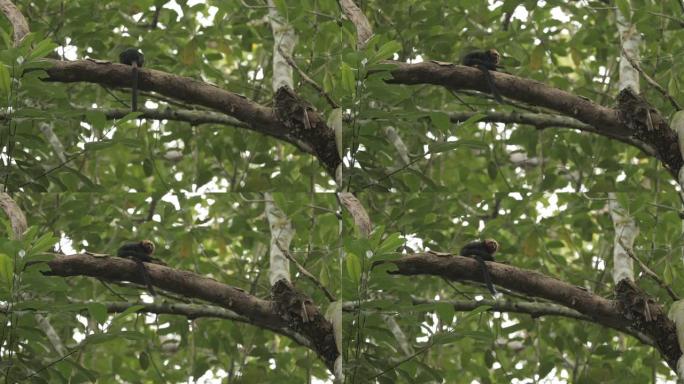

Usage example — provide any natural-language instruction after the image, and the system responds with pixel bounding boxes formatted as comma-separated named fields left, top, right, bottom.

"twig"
left=276, top=46, right=339, bottom=109
left=20, top=348, right=78, bottom=380
left=621, top=48, right=681, bottom=110
left=144, top=197, right=159, bottom=223
left=275, top=242, right=336, bottom=302
left=368, top=339, right=433, bottom=380
left=617, top=238, right=679, bottom=301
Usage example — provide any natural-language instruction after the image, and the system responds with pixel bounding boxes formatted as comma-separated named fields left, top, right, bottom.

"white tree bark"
left=609, top=5, right=639, bottom=285
left=267, top=0, right=297, bottom=90
left=617, top=9, right=640, bottom=93
left=609, top=195, right=637, bottom=283
left=264, top=193, right=293, bottom=285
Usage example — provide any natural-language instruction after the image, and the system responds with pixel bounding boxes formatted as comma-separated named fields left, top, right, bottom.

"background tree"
left=2, top=0, right=345, bottom=192
left=1, top=191, right=340, bottom=382
left=345, top=191, right=684, bottom=382
left=344, top=0, right=684, bottom=382
left=0, top=0, right=346, bottom=382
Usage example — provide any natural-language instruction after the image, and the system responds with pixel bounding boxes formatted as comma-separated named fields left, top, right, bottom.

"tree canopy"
left=4, top=0, right=684, bottom=383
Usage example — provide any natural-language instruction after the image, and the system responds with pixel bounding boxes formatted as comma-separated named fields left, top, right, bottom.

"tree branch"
left=381, top=61, right=626, bottom=137
left=374, top=252, right=682, bottom=371
left=380, top=61, right=684, bottom=178
left=36, top=59, right=340, bottom=176
left=39, top=253, right=337, bottom=370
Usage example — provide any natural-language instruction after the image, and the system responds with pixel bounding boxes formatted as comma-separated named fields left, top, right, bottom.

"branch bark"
left=382, top=61, right=625, bottom=136
left=375, top=252, right=682, bottom=371
left=40, top=253, right=338, bottom=371
left=0, top=0, right=28, bottom=45
left=380, top=61, right=684, bottom=178
left=36, top=58, right=340, bottom=176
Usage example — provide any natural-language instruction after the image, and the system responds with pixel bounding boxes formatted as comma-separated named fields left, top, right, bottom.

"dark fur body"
left=462, top=49, right=501, bottom=70
left=459, top=239, right=499, bottom=295
left=119, top=48, right=145, bottom=112
left=461, top=49, right=503, bottom=102
left=117, top=240, right=156, bottom=295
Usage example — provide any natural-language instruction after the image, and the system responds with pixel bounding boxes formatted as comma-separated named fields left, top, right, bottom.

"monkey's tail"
left=474, top=255, right=497, bottom=296
left=135, top=259, right=156, bottom=296
left=132, top=63, right=139, bottom=112
left=479, top=66, right=503, bottom=103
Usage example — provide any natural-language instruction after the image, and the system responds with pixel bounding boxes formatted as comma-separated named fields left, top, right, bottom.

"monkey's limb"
left=474, top=255, right=498, bottom=296
left=131, top=61, right=139, bottom=112
left=135, top=259, right=156, bottom=296
left=478, top=66, right=503, bottom=103
left=119, top=48, right=145, bottom=112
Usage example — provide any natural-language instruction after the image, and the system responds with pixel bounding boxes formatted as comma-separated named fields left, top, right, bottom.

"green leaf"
left=530, top=45, right=545, bottom=70
left=487, top=161, right=498, bottom=180
left=370, top=40, right=402, bottom=64
left=112, top=305, right=145, bottom=322
left=0, top=253, right=13, bottom=291
left=0, top=64, right=10, bottom=102
left=84, top=140, right=116, bottom=150
left=84, top=333, right=119, bottom=345
left=119, top=331, right=145, bottom=340
left=615, top=0, right=631, bottom=19
left=87, top=303, right=108, bottom=324
left=30, top=232, right=57, bottom=254
left=434, top=302, right=454, bottom=324
left=428, top=140, right=487, bottom=154
left=143, top=158, right=154, bottom=177
left=377, top=232, right=404, bottom=255
left=429, top=112, right=450, bottom=131
left=27, top=38, right=58, bottom=61
left=138, top=351, right=150, bottom=371
left=668, top=75, right=678, bottom=98
left=345, top=253, right=362, bottom=283
left=664, top=262, right=674, bottom=285
left=340, top=62, right=355, bottom=93
left=114, top=112, right=144, bottom=126
left=458, top=113, right=486, bottom=129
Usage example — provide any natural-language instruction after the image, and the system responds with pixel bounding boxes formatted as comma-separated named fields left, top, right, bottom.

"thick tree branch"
left=101, top=301, right=312, bottom=348
left=0, top=0, right=28, bottom=45
left=36, top=59, right=340, bottom=176
left=382, top=61, right=625, bottom=136
left=375, top=252, right=681, bottom=371
left=342, top=297, right=653, bottom=345
left=40, top=253, right=337, bottom=370
left=380, top=61, right=684, bottom=178
left=376, top=253, right=621, bottom=325
left=338, top=0, right=373, bottom=50
left=0, top=192, right=27, bottom=238
left=410, top=297, right=653, bottom=345
left=440, top=110, right=656, bottom=157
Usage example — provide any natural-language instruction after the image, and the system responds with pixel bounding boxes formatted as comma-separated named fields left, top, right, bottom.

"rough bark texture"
left=616, top=279, right=681, bottom=370
left=38, top=59, right=340, bottom=176
left=380, top=60, right=684, bottom=179
left=376, top=252, right=682, bottom=371
left=382, top=61, right=625, bottom=135
left=378, top=253, right=625, bottom=328
left=617, top=88, right=683, bottom=176
left=271, top=279, right=338, bottom=369
left=42, top=254, right=338, bottom=371
left=274, top=86, right=339, bottom=175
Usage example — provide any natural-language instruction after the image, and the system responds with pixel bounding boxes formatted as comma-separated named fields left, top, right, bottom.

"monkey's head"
left=140, top=240, right=155, bottom=255
left=119, top=48, right=145, bottom=67
left=487, top=49, right=500, bottom=65
left=483, top=239, right=499, bottom=254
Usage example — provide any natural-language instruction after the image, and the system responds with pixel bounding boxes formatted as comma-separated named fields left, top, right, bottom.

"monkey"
left=459, top=239, right=499, bottom=296
left=462, top=49, right=503, bottom=102
left=118, top=48, right=145, bottom=112
left=117, top=240, right=156, bottom=296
